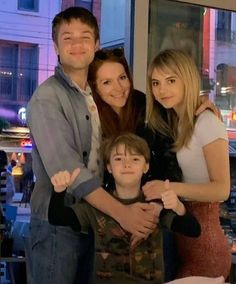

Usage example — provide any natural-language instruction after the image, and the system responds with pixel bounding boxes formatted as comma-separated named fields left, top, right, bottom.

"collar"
left=112, top=191, right=144, bottom=205
left=55, top=64, right=92, bottom=96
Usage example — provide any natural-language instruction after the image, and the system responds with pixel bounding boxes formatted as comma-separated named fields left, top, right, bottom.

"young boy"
left=50, top=133, right=201, bottom=283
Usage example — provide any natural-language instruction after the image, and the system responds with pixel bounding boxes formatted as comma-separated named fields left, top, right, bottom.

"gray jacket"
left=27, top=65, right=101, bottom=220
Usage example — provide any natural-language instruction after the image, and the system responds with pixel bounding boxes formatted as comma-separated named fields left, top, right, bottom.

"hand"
left=130, top=235, right=144, bottom=250
left=149, top=201, right=163, bottom=220
left=161, top=189, right=185, bottom=216
left=119, top=202, right=157, bottom=238
left=196, top=98, right=222, bottom=120
left=130, top=202, right=162, bottom=250
left=143, top=179, right=168, bottom=201
left=51, top=167, right=80, bottom=192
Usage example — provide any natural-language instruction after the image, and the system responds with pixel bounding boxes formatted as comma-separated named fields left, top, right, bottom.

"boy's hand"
left=161, top=187, right=186, bottom=216
left=51, top=167, right=80, bottom=192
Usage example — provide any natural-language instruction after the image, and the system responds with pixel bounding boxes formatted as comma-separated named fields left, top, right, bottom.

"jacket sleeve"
left=27, top=85, right=100, bottom=199
left=160, top=209, right=201, bottom=237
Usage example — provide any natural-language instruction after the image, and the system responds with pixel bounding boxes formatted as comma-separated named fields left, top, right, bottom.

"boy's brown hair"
left=52, top=6, right=99, bottom=44
left=102, top=133, right=150, bottom=165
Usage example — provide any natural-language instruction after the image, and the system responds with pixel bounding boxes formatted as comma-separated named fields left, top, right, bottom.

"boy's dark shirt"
left=49, top=192, right=200, bottom=283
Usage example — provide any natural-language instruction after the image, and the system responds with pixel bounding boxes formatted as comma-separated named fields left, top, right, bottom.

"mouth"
left=111, top=93, right=126, bottom=98
left=70, top=51, right=86, bottom=56
left=161, top=96, right=172, bottom=101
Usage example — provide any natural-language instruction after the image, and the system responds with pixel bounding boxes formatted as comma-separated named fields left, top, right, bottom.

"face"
left=151, top=68, right=185, bottom=114
left=95, top=62, right=131, bottom=114
left=107, top=144, right=149, bottom=188
left=54, top=19, right=98, bottom=73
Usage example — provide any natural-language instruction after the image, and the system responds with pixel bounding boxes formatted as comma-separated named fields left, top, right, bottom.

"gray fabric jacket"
left=27, top=65, right=101, bottom=220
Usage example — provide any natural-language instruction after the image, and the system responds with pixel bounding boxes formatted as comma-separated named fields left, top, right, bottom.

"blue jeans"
left=29, top=217, right=94, bottom=284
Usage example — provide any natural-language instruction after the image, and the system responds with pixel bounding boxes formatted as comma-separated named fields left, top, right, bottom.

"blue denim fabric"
left=29, top=217, right=94, bottom=284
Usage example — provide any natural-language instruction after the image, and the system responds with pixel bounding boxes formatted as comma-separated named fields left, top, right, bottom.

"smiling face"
left=95, top=62, right=131, bottom=114
left=151, top=67, right=185, bottom=115
left=54, top=19, right=98, bottom=74
left=107, top=144, right=149, bottom=191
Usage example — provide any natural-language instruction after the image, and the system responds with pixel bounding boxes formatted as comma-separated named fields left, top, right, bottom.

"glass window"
left=0, top=43, right=17, bottom=100
left=0, top=41, right=38, bottom=127
left=217, top=11, right=232, bottom=41
left=148, top=0, right=236, bottom=137
left=18, top=0, right=39, bottom=12
left=75, top=0, right=93, bottom=11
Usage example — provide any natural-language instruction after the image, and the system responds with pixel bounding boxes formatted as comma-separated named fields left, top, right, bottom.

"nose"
left=159, top=82, right=166, bottom=94
left=123, top=158, right=131, bottom=167
left=71, top=38, right=83, bottom=46
left=114, top=80, right=124, bottom=92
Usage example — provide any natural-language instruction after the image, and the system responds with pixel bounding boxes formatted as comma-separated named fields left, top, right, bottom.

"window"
left=0, top=41, right=38, bottom=116
left=217, top=11, right=232, bottom=42
left=75, top=0, right=93, bottom=11
left=0, top=44, right=17, bottom=100
left=18, top=0, right=39, bottom=12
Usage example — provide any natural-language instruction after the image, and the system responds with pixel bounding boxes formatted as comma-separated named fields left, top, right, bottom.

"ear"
left=53, top=42, right=59, bottom=55
left=95, top=40, right=100, bottom=52
left=143, top=163, right=149, bottom=174
left=107, top=164, right=112, bottom=173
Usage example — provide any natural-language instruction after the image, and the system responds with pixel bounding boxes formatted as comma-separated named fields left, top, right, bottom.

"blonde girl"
left=143, top=49, right=231, bottom=279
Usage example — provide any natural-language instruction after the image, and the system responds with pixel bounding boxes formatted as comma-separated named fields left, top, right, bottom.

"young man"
left=50, top=133, right=201, bottom=283
left=27, top=7, right=156, bottom=284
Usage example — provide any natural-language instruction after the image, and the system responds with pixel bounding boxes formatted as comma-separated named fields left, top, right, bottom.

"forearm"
left=171, top=211, right=201, bottom=237
left=84, top=187, right=125, bottom=223
left=170, top=181, right=230, bottom=202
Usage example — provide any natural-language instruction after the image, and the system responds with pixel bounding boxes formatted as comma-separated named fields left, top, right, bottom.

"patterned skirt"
left=176, top=202, right=231, bottom=279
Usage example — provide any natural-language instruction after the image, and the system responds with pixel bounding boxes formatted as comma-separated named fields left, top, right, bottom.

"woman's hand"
left=196, top=97, right=222, bottom=120
left=143, top=179, right=169, bottom=200
left=51, top=167, right=80, bottom=192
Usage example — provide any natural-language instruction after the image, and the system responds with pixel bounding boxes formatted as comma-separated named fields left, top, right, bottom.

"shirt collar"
left=55, top=64, right=92, bottom=96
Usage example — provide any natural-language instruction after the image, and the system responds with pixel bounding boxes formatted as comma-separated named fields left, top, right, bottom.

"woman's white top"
left=176, top=110, right=228, bottom=184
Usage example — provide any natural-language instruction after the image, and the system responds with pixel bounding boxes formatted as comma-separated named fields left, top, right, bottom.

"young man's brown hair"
left=52, top=6, right=100, bottom=44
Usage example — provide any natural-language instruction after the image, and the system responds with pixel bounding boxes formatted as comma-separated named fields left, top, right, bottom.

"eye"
left=168, top=78, right=176, bottom=84
left=114, top=157, right=122, bottom=161
left=82, top=36, right=91, bottom=40
left=151, top=80, right=159, bottom=87
left=133, top=156, right=141, bottom=161
left=120, top=74, right=128, bottom=80
left=102, top=80, right=111, bottom=86
left=81, top=33, right=93, bottom=40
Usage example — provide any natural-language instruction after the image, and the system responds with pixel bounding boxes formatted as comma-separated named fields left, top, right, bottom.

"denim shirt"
left=27, top=65, right=101, bottom=220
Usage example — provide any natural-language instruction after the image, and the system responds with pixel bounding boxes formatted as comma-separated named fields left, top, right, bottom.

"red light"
left=20, top=139, right=32, bottom=147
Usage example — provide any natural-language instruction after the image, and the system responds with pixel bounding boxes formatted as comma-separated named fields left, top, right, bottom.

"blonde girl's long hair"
left=146, top=49, right=201, bottom=151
